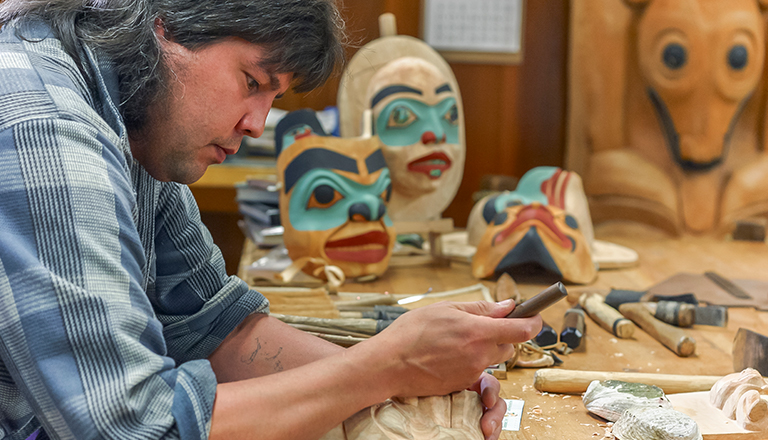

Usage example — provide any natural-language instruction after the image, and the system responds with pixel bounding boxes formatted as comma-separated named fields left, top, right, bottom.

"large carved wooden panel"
left=566, top=0, right=768, bottom=235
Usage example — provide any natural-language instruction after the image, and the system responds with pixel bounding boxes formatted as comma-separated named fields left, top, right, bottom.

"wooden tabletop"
left=239, top=221, right=768, bottom=439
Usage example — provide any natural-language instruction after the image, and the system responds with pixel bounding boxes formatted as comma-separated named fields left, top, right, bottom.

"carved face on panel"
left=366, top=57, right=465, bottom=221
left=276, top=113, right=396, bottom=279
left=469, top=167, right=597, bottom=284
left=635, top=0, right=764, bottom=170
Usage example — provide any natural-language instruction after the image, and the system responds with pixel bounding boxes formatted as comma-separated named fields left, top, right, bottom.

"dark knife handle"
left=505, top=282, right=568, bottom=319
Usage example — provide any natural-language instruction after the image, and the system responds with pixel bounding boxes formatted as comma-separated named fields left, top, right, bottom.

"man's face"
left=129, top=31, right=292, bottom=183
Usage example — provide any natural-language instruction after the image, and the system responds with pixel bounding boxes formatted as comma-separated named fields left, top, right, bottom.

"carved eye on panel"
left=662, top=43, right=687, bottom=70
left=443, top=104, right=459, bottom=126
left=506, top=200, right=522, bottom=208
left=386, top=105, right=417, bottom=129
left=307, top=184, right=343, bottom=209
left=727, top=45, right=748, bottom=70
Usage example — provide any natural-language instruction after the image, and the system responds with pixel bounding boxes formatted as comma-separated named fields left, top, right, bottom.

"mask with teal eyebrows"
left=366, top=56, right=466, bottom=221
left=275, top=110, right=397, bottom=279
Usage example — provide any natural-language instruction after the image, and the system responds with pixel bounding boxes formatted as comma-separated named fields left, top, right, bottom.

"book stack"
left=236, top=178, right=283, bottom=247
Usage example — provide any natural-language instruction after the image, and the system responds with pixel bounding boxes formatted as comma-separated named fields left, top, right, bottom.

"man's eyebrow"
left=370, top=85, right=423, bottom=108
left=246, top=59, right=287, bottom=97
left=435, top=83, right=452, bottom=94
left=269, top=73, right=285, bottom=98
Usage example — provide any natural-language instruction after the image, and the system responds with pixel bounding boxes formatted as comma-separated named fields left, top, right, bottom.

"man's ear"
left=154, top=17, right=171, bottom=41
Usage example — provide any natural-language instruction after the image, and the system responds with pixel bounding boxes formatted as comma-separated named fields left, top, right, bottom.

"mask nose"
left=348, top=200, right=386, bottom=222
left=421, top=131, right=447, bottom=145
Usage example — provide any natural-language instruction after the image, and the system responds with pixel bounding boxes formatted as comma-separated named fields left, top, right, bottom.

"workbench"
left=238, top=221, right=768, bottom=439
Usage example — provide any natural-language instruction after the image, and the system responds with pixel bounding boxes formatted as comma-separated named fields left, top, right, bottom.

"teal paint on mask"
left=289, top=168, right=393, bottom=231
left=492, top=167, right=560, bottom=213
left=376, top=97, right=459, bottom=147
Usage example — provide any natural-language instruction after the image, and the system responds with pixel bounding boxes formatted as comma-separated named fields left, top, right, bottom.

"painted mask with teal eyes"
left=275, top=109, right=397, bottom=279
left=288, top=165, right=393, bottom=232
left=375, top=97, right=459, bottom=147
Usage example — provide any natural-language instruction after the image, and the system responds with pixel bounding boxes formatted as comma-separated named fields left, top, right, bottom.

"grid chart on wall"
left=423, top=0, right=523, bottom=54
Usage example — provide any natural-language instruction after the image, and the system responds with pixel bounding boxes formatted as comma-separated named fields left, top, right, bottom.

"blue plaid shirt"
left=0, top=19, right=269, bottom=440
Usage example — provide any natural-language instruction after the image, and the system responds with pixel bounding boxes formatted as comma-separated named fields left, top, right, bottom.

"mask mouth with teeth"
left=364, top=56, right=466, bottom=222
left=276, top=110, right=396, bottom=280
left=468, top=167, right=597, bottom=284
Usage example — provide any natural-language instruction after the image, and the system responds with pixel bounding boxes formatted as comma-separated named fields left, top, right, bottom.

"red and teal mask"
left=276, top=111, right=396, bottom=279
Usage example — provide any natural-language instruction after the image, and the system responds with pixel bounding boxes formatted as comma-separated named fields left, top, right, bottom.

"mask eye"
left=564, top=214, right=579, bottom=230
left=443, top=104, right=459, bottom=126
left=662, top=43, right=687, bottom=70
left=492, top=211, right=508, bottom=226
left=381, top=183, right=392, bottom=202
left=506, top=200, right=522, bottom=208
left=728, top=45, right=748, bottom=70
left=386, top=105, right=417, bottom=129
left=307, top=184, right=343, bottom=209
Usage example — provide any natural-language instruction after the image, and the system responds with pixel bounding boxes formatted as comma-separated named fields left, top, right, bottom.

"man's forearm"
left=208, top=317, right=401, bottom=440
left=208, top=313, right=344, bottom=382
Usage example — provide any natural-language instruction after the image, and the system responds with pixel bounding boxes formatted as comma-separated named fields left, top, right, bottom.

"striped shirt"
left=0, top=19, right=269, bottom=440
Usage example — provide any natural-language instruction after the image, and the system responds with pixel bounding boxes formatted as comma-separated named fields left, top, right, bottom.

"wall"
left=278, top=0, right=570, bottom=227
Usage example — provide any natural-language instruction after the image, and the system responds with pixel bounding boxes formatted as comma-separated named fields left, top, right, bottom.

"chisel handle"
left=560, top=307, right=586, bottom=349
left=505, top=282, right=568, bottom=319
left=579, top=292, right=635, bottom=339
left=619, top=302, right=696, bottom=357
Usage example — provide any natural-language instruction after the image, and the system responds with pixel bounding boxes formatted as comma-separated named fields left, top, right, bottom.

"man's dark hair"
left=0, top=0, right=347, bottom=131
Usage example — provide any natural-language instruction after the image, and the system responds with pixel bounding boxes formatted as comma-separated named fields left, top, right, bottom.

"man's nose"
left=236, top=100, right=271, bottom=138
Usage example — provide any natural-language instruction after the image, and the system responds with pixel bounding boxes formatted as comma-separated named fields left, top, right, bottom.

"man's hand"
left=469, top=373, right=506, bottom=440
left=364, top=299, right=541, bottom=399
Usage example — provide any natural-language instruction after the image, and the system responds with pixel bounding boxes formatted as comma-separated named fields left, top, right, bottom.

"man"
left=0, top=1, right=542, bottom=439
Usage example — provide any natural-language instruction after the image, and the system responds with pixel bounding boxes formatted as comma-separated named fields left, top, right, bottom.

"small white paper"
left=502, top=399, right=524, bottom=431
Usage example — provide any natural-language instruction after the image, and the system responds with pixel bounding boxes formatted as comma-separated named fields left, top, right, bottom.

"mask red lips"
left=492, top=205, right=572, bottom=249
left=407, top=151, right=452, bottom=179
left=324, top=230, right=391, bottom=263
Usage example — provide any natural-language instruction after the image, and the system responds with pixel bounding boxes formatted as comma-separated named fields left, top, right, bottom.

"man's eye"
left=386, top=106, right=417, bottom=128
left=246, top=75, right=260, bottom=91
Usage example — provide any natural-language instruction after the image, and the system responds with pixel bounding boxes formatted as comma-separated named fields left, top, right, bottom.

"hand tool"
left=579, top=292, right=635, bottom=338
left=338, top=305, right=409, bottom=320
left=505, top=282, right=568, bottom=318
left=560, top=305, right=586, bottom=349
left=604, top=289, right=728, bottom=327
left=645, top=301, right=695, bottom=328
left=704, top=271, right=753, bottom=299
left=733, top=328, right=768, bottom=376
left=271, top=313, right=393, bottom=335
left=534, top=321, right=558, bottom=347
left=618, top=302, right=696, bottom=357
left=397, top=287, right=433, bottom=305
left=493, top=272, right=521, bottom=303
left=533, top=368, right=724, bottom=395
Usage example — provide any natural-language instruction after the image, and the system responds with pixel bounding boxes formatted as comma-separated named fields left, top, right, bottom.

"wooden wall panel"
left=275, top=0, right=569, bottom=227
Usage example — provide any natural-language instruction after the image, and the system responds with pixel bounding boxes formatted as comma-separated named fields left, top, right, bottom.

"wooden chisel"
left=579, top=292, right=635, bottom=338
left=505, top=282, right=568, bottom=318
left=560, top=306, right=586, bottom=349
left=535, top=321, right=559, bottom=347
left=618, top=302, right=696, bottom=357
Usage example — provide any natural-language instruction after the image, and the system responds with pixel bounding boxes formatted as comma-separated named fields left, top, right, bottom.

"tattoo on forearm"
left=240, top=337, right=285, bottom=372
